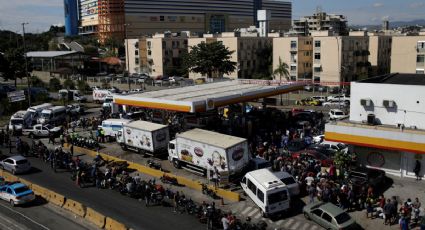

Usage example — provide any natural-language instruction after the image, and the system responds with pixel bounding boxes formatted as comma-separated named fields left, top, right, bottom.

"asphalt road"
left=0, top=200, right=92, bottom=230
left=2, top=148, right=204, bottom=230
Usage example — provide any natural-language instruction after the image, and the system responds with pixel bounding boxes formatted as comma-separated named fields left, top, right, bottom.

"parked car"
left=66, top=104, right=85, bottom=115
left=23, top=124, right=61, bottom=138
left=329, top=109, right=349, bottom=120
left=296, top=97, right=322, bottom=106
left=0, top=182, right=35, bottom=206
left=0, top=156, right=31, bottom=175
left=273, top=171, right=300, bottom=197
left=292, top=150, right=333, bottom=167
left=327, top=95, right=350, bottom=102
left=169, top=76, right=184, bottom=84
left=307, top=145, right=337, bottom=158
left=319, top=141, right=349, bottom=153
left=348, top=166, right=387, bottom=189
left=312, top=134, right=325, bottom=144
left=303, top=201, right=358, bottom=230
left=323, top=101, right=349, bottom=108
left=311, top=96, right=327, bottom=103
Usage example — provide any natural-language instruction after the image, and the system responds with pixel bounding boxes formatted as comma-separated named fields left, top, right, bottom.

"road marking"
left=241, top=206, right=253, bottom=215
left=290, top=221, right=301, bottom=229
left=0, top=203, right=50, bottom=230
left=0, top=214, right=26, bottom=230
left=0, top=221, right=14, bottom=230
left=283, top=218, right=294, bottom=228
left=247, top=209, right=258, bottom=217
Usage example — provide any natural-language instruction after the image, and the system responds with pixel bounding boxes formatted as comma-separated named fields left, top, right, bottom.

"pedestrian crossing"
left=237, top=205, right=321, bottom=230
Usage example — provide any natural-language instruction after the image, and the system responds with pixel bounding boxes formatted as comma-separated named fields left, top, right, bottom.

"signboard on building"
left=7, top=90, right=26, bottom=102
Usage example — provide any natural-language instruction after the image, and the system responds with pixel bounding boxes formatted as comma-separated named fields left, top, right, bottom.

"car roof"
left=9, top=183, right=27, bottom=190
left=319, top=202, right=346, bottom=216
left=7, top=155, right=27, bottom=161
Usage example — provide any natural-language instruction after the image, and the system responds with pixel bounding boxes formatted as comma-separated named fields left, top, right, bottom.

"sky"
left=0, top=0, right=424, bottom=33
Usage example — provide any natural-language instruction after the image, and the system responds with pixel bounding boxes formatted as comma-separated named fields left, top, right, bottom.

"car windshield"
left=268, top=190, right=288, bottom=204
left=280, top=177, right=296, bottom=185
left=45, top=124, right=53, bottom=129
left=335, top=112, right=344, bottom=115
left=16, top=159, right=28, bottom=165
left=105, top=98, right=113, bottom=103
left=14, top=186, right=30, bottom=194
left=41, top=112, right=50, bottom=118
left=335, top=212, right=352, bottom=224
left=10, top=119, right=23, bottom=125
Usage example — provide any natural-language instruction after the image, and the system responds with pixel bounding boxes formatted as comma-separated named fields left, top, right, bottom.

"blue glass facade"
left=64, top=0, right=79, bottom=36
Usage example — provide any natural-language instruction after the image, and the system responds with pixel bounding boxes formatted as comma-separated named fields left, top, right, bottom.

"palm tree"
left=273, top=57, right=290, bottom=82
left=273, top=57, right=290, bottom=105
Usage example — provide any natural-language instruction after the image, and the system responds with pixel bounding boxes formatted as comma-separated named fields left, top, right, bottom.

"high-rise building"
left=74, top=0, right=291, bottom=42
left=64, top=0, right=79, bottom=36
left=291, top=12, right=348, bottom=36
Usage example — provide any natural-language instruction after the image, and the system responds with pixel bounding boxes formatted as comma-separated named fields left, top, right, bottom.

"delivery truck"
left=93, top=89, right=113, bottom=103
left=168, top=129, right=250, bottom=177
left=116, top=120, right=169, bottom=156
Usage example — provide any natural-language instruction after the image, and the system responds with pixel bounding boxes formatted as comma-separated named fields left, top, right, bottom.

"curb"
left=0, top=170, right=128, bottom=230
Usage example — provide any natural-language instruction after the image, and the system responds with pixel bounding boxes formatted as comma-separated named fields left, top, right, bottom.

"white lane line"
left=0, top=220, right=14, bottom=230
left=241, top=206, right=253, bottom=215
left=283, top=218, right=295, bottom=228
left=290, top=221, right=301, bottom=229
left=0, top=214, right=26, bottom=230
left=247, top=209, right=258, bottom=217
left=0, top=203, right=50, bottom=230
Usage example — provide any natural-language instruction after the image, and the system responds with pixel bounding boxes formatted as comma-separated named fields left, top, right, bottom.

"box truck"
left=168, top=129, right=249, bottom=177
left=116, top=120, right=169, bottom=156
left=100, top=118, right=132, bottom=140
left=93, top=89, right=113, bottom=103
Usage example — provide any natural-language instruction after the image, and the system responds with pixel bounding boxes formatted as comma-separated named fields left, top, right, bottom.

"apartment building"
left=391, top=36, right=425, bottom=74
left=312, top=32, right=370, bottom=84
left=368, top=34, right=392, bottom=76
left=188, top=32, right=273, bottom=79
left=273, top=36, right=313, bottom=81
left=291, top=12, right=348, bottom=36
left=125, top=32, right=190, bottom=76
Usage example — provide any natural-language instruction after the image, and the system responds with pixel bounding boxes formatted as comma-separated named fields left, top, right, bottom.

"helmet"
left=246, top=217, right=251, bottom=222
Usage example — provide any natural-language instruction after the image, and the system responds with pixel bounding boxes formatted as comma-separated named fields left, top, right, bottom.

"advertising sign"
left=7, top=90, right=26, bottom=102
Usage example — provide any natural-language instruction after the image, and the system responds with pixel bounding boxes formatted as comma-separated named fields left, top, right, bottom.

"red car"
left=291, top=150, right=334, bottom=167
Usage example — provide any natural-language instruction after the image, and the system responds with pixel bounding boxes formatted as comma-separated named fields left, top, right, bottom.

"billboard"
left=79, top=0, right=98, bottom=18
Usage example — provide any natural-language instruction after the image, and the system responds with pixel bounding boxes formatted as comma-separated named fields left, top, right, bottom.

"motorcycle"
left=147, top=160, right=162, bottom=171
left=201, top=184, right=217, bottom=199
left=160, top=174, right=178, bottom=185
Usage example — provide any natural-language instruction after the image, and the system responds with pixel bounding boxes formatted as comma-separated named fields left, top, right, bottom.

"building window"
left=147, top=41, right=151, bottom=48
left=416, top=70, right=424, bottom=74
left=314, top=67, right=321, bottom=72
left=417, top=55, right=425, bottom=63
left=290, top=66, right=296, bottom=71
left=304, top=51, right=310, bottom=56
left=134, top=42, right=139, bottom=49
left=314, top=53, right=321, bottom=60
left=291, top=41, right=297, bottom=49
left=160, top=16, right=164, bottom=21
left=315, top=40, right=321, bottom=48
left=418, top=42, right=425, bottom=52
left=135, top=58, right=139, bottom=65
left=135, top=50, right=139, bottom=56
left=247, top=61, right=251, bottom=67
left=148, top=50, right=152, bottom=56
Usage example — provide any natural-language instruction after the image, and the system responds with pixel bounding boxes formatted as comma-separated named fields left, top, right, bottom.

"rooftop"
left=177, top=128, right=246, bottom=149
left=359, top=73, right=425, bottom=86
left=26, top=51, right=78, bottom=58
left=114, top=80, right=305, bottom=113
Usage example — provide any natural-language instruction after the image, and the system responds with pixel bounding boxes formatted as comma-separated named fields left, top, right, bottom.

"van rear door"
left=267, top=189, right=289, bottom=213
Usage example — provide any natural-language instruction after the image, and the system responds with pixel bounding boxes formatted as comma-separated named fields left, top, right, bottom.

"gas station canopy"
left=114, top=79, right=306, bottom=113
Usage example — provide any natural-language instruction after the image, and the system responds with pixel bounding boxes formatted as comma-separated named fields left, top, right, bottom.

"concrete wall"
left=391, top=36, right=425, bottom=74
left=350, top=82, right=425, bottom=129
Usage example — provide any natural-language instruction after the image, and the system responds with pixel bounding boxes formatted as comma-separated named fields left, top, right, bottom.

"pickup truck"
left=23, top=124, right=61, bottom=138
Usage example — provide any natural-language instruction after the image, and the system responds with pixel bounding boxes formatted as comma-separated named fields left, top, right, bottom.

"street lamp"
left=22, top=22, right=30, bottom=107
left=124, top=23, right=131, bottom=91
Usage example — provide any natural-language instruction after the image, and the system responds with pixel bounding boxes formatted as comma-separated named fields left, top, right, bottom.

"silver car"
left=0, top=156, right=31, bottom=175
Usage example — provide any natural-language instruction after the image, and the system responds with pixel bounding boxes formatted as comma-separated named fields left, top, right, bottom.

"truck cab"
left=168, top=139, right=178, bottom=164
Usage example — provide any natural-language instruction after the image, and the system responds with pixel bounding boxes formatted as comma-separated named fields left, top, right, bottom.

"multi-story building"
left=391, top=36, right=425, bottom=74
left=125, top=32, right=189, bottom=75
left=312, top=32, right=370, bottom=84
left=70, top=0, right=292, bottom=42
left=325, top=74, right=425, bottom=178
left=291, top=12, right=348, bottom=36
left=188, top=32, right=273, bottom=79
left=368, top=34, right=392, bottom=76
left=273, top=36, right=313, bottom=81
left=64, top=0, right=79, bottom=36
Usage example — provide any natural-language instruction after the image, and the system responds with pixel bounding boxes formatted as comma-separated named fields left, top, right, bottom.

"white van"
left=27, top=103, right=53, bottom=121
left=39, top=106, right=66, bottom=125
left=100, top=119, right=132, bottom=139
left=241, top=169, right=290, bottom=217
left=9, top=110, right=32, bottom=132
left=273, top=171, right=300, bottom=197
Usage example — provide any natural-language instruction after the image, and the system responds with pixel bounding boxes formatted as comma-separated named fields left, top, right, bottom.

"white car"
left=24, top=124, right=61, bottom=138
left=311, top=96, right=327, bottom=103
left=323, top=101, right=348, bottom=108
left=313, top=135, right=325, bottom=144
left=169, top=76, right=184, bottom=84
left=329, top=109, right=348, bottom=120
left=327, top=95, right=350, bottom=102
left=319, top=141, right=348, bottom=153
left=273, top=171, right=300, bottom=197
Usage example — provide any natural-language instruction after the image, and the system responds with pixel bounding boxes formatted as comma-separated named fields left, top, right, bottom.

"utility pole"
left=22, top=22, right=31, bottom=107
left=124, top=23, right=131, bottom=91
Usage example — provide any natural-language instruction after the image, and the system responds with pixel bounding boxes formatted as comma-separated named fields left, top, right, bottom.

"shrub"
left=63, top=79, right=76, bottom=89
left=49, top=78, right=62, bottom=91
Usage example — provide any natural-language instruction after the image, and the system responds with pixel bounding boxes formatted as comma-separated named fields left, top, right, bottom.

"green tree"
left=3, top=48, right=26, bottom=87
left=184, top=41, right=236, bottom=78
left=273, top=57, right=289, bottom=82
left=30, top=76, right=45, bottom=88
left=49, top=78, right=62, bottom=91
left=63, top=79, right=75, bottom=89
left=77, top=80, right=90, bottom=93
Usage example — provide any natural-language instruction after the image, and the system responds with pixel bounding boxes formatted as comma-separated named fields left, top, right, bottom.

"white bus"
left=27, top=103, right=53, bottom=121
left=9, top=110, right=32, bottom=133
left=241, top=169, right=291, bottom=217
left=39, top=106, right=67, bottom=125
